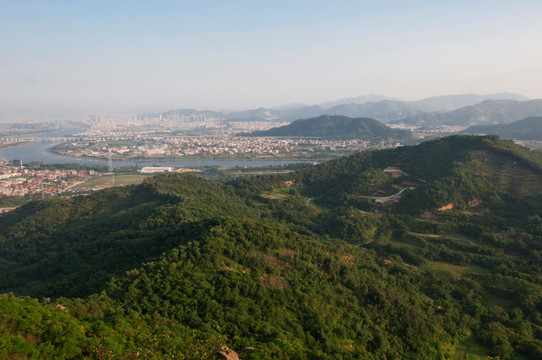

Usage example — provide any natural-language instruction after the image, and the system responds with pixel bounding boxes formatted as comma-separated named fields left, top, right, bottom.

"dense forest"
left=1, top=135, right=542, bottom=359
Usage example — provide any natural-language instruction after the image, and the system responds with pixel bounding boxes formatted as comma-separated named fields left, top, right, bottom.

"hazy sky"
left=1, top=0, right=542, bottom=116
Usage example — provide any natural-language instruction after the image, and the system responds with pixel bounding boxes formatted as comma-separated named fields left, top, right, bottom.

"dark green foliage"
left=397, top=168, right=502, bottom=214
left=87, top=219, right=464, bottom=358
left=0, top=174, right=254, bottom=297
left=0, top=293, right=219, bottom=359
left=2, top=135, right=542, bottom=359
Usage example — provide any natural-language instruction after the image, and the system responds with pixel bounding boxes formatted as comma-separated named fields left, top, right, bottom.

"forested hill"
left=248, top=114, right=416, bottom=141
left=233, top=134, right=542, bottom=223
left=2, top=135, right=542, bottom=359
left=461, top=116, right=542, bottom=140
left=0, top=174, right=255, bottom=297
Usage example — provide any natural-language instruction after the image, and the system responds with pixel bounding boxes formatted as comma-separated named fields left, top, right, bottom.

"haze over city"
left=2, top=0, right=542, bottom=116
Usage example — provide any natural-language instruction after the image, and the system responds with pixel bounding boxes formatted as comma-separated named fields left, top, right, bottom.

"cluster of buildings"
left=76, top=114, right=224, bottom=138
left=58, top=115, right=380, bottom=160
left=389, top=123, right=466, bottom=133
left=59, top=135, right=373, bottom=160
left=0, top=161, right=98, bottom=198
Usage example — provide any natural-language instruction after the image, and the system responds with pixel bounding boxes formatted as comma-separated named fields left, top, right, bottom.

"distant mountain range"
left=317, top=93, right=531, bottom=122
left=321, top=100, right=423, bottom=122
left=411, top=92, right=529, bottom=112
left=316, top=94, right=397, bottom=109
left=143, top=92, right=536, bottom=126
left=224, top=106, right=325, bottom=122
left=226, top=93, right=531, bottom=123
left=248, top=115, right=416, bottom=141
left=392, top=99, right=542, bottom=128
left=461, top=116, right=542, bottom=140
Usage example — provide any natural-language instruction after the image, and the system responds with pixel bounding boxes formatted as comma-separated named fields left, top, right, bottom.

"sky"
left=1, top=0, right=542, bottom=116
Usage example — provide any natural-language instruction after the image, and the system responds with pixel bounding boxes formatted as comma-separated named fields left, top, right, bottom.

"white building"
left=139, top=166, right=174, bottom=174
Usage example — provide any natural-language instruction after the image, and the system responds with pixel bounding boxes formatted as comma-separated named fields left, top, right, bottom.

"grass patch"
left=425, top=262, right=491, bottom=279
left=261, top=184, right=300, bottom=201
left=392, top=237, right=425, bottom=250
left=262, top=193, right=290, bottom=200
left=482, top=292, right=515, bottom=310
left=465, top=265, right=492, bottom=275
left=79, top=174, right=151, bottom=188
left=426, top=261, right=467, bottom=278
left=453, top=339, right=488, bottom=360
left=455, top=337, right=531, bottom=360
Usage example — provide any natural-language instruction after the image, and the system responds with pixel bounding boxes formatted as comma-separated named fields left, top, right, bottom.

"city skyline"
left=2, top=0, right=542, bottom=116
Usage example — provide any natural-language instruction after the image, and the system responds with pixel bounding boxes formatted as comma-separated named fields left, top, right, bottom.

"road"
left=364, top=187, right=416, bottom=203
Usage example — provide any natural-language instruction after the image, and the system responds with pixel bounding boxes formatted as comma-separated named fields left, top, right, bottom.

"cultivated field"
left=78, top=174, right=152, bottom=188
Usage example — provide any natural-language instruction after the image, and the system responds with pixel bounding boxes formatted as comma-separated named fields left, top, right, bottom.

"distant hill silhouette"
left=318, top=94, right=395, bottom=109
left=225, top=106, right=325, bottom=122
left=412, top=92, right=529, bottom=112
left=248, top=115, right=416, bottom=141
left=461, top=116, right=542, bottom=140
left=144, top=93, right=529, bottom=124
left=321, top=93, right=530, bottom=122
left=392, top=99, right=542, bottom=128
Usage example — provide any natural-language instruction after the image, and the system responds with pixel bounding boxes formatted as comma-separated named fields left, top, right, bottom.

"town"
left=0, top=160, right=99, bottom=200
left=53, top=135, right=374, bottom=160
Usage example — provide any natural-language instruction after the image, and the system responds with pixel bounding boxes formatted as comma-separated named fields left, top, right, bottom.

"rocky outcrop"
left=468, top=199, right=483, bottom=207
left=213, top=346, right=240, bottom=360
left=437, top=203, right=454, bottom=212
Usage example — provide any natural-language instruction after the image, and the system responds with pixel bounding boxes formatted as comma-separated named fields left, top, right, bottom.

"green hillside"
left=0, top=174, right=254, bottom=297
left=249, top=114, right=416, bottom=141
left=2, top=135, right=542, bottom=359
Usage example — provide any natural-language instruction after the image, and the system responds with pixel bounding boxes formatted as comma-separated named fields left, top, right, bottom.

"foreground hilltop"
left=1, top=135, right=542, bottom=359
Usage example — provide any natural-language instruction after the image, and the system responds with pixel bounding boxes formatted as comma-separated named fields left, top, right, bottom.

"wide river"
left=0, top=122, right=300, bottom=167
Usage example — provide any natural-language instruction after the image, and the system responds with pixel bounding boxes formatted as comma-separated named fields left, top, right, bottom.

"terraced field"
left=464, top=150, right=542, bottom=197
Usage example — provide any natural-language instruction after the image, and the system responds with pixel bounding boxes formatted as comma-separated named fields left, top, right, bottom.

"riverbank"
left=0, top=140, right=36, bottom=151
left=49, top=148, right=342, bottom=163
left=0, top=140, right=310, bottom=168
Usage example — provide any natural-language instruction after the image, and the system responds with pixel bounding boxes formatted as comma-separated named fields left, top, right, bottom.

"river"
left=0, top=122, right=300, bottom=167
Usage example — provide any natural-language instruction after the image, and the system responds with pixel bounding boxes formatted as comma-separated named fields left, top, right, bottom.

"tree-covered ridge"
left=2, top=135, right=542, bottom=359
left=297, top=134, right=542, bottom=183
left=0, top=218, right=488, bottom=359
left=248, top=115, right=416, bottom=141
left=104, top=218, right=466, bottom=359
left=3, top=214, right=542, bottom=359
left=0, top=174, right=254, bottom=297
left=231, top=135, right=542, bottom=216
